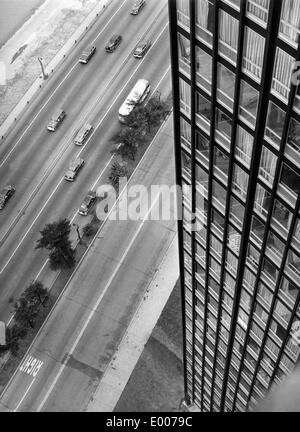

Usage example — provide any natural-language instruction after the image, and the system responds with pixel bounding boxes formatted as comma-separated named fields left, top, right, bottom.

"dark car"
left=78, top=190, right=96, bottom=215
left=130, top=0, right=145, bottom=15
left=79, top=45, right=96, bottom=64
left=105, top=35, right=122, bottom=53
left=133, top=40, right=151, bottom=58
left=0, top=185, right=15, bottom=210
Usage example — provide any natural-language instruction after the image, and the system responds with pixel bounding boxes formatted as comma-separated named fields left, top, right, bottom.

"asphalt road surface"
left=0, top=0, right=170, bottom=323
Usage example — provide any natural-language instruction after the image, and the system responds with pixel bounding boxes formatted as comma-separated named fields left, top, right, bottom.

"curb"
left=0, top=0, right=114, bottom=141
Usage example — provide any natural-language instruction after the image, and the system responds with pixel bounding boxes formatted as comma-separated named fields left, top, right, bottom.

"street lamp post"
left=73, top=223, right=82, bottom=243
left=38, top=57, right=48, bottom=80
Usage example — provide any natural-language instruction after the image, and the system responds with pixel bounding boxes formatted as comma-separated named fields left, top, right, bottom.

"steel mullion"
left=168, top=0, right=191, bottom=406
left=242, top=25, right=300, bottom=412
left=199, top=0, right=219, bottom=412
left=188, top=0, right=198, bottom=406
left=220, top=0, right=282, bottom=412
left=208, top=0, right=247, bottom=412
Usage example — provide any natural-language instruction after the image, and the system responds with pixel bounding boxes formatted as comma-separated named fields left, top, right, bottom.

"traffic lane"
left=0, top=118, right=118, bottom=320
left=0, top=0, right=125, bottom=160
left=41, top=219, right=177, bottom=412
left=0, top=62, right=171, bottom=325
left=0, top=114, right=175, bottom=411
left=0, top=0, right=165, bottom=164
left=0, top=4, right=169, bottom=238
left=0, top=24, right=170, bottom=258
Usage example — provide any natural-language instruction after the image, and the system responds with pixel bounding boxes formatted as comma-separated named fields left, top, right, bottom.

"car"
left=130, top=0, right=145, bottom=14
left=0, top=185, right=15, bottom=210
left=79, top=45, right=96, bottom=64
left=105, top=35, right=122, bottom=53
left=78, top=190, right=96, bottom=215
left=133, top=40, right=151, bottom=58
left=47, top=108, right=66, bottom=131
left=73, top=123, right=93, bottom=146
left=64, top=157, right=84, bottom=182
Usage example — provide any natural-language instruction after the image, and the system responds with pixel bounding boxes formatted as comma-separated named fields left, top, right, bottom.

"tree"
left=126, top=105, right=147, bottom=131
left=36, top=219, right=76, bottom=270
left=111, top=127, right=139, bottom=161
left=108, top=161, right=128, bottom=191
left=6, top=324, right=28, bottom=356
left=143, top=94, right=170, bottom=131
left=49, top=245, right=76, bottom=271
left=24, top=281, right=48, bottom=308
left=14, top=298, right=38, bottom=329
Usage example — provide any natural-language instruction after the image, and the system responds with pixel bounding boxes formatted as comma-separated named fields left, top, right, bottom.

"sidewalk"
left=0, top=0, right=113, bottom=138
left=87, top=234, right=181, bottom=412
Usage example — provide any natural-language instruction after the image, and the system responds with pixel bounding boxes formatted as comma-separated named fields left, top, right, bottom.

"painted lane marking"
left=19, top=355, right=44, bottom=378
left=36, top=191, right=162, bottom=412
left=0, top=22, right=169, bottom=275
left=0, top=0, right=128, bottom=169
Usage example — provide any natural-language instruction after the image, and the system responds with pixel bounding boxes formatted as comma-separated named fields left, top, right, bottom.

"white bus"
left=118, top=78, right=150, bottom=123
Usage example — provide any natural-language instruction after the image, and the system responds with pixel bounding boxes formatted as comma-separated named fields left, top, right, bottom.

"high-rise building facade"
left=168, top=0, right=300, bottom=412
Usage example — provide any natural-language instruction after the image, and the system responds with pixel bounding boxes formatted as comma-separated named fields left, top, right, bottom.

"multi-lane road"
left=0, top=0, right=170, bottom=320
left=0, top=0, right=176, bottom=411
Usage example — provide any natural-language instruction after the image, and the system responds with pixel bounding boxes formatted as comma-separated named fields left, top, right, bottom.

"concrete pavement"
left=87, top=234, right=179, bottom=411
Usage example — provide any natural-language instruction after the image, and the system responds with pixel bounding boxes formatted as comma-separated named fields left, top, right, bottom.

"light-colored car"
left=64, top=157, right=84, bottom=182
left=73, top=123, right=93, bottom=146
left=133, top=40, right=151, bottom=58
left=79, top=45, right=96, bottom=64
left=47, top=108, right=66, bottom=131
left=0, top=185, right=15, bottom=210
left=78, top=190, right=96, bottom=215
left=130, top=0, right=145, bottom=15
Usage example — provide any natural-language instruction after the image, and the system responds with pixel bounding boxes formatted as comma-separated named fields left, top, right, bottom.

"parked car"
left=133, top=40, right=151, bottom=58
left=0, top=185, right=15, bottom=210
left=130, top=0, right=146, bottom=15
left=105, top=35, right=122, bottom=53
left=73, top=123, right=93, bottom=146
left=78, top=190, right=96, bottom=215
left=79, top=45, right=96, bottom=64
left=47, top=108, right=66, bottom=131
left=64, top=157, right=84, bottom=182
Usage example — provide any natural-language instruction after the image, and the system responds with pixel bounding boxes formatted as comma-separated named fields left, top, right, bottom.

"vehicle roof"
left=51, top=108, right=64, bottom=118
left=118, top=79, right=149, bottom=116
left=68, top=157, right=83, bottom=170
left=110, top=34, right=120, bottom=41
left=75, top=124, right=92, bottom=140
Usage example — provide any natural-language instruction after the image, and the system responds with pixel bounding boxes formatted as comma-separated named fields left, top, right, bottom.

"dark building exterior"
left=168, top=0, right=300, bottom=412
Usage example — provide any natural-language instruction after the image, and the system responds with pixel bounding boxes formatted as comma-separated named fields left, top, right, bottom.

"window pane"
left=265, top=101, right=286, bottom=148
left=279, top=0, right=300, bottom=47
left=243, top=27, right=265, bottom=82
left=254, top=184, right=271, bottom=218
left=196, top=46, right=212, bottom=92
left=271, top=48, right=294, bottom=102
left=217, top=63, right=235, bottom=110
left=239, top=80, right=259, bottom=128
left=235, top=126, right=253, bottom=168
left=216, top=108, right=232, bottom=142
left=272, top=199, right=293, bottom=236
left=196, top=131, right=209, bottom=160
left=219, top=10, right=239, bottom=63
left=258, top=146, right=277, bottom=186
left=179, top=78, right=191, bottom=116
left=229, top=196, right=245, bottom=228
left=246, top=0, right=270, bottom=26
left=178, top=33, right=190, bottom=76
left=195, top=0, right=214, bottom=46
left=232, top=164, right=249, bottom=199
left=280, top=163, right=300, bottom=197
